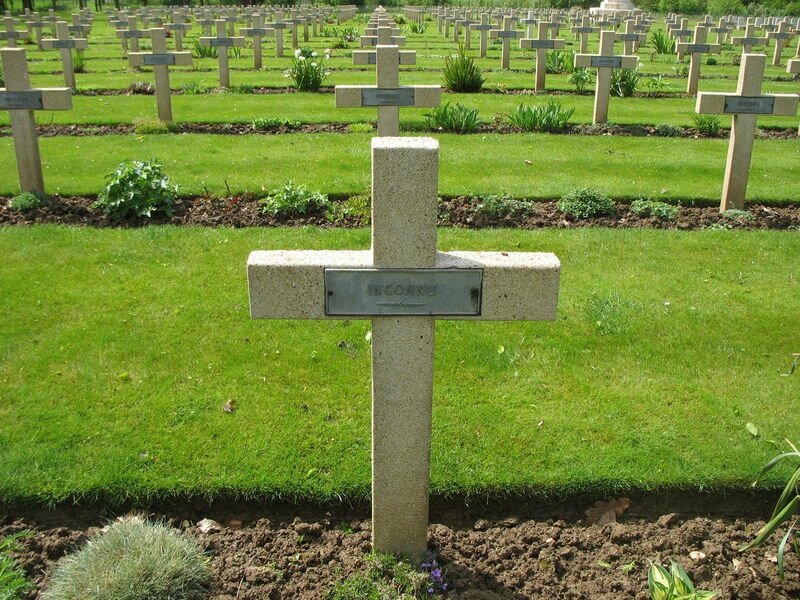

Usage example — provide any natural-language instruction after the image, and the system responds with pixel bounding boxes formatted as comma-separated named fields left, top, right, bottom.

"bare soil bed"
left=3, top=195, right=800, bottom=230
left=3, top=501, right=798, bottom=600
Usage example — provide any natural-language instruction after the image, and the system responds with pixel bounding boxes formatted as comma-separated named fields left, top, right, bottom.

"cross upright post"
left=571, top=14, right=598, bottom=54
left=165, top=14, right=191, bottom=52
left=767, top=21, right=794, bottom=66
left=521, top=21, right=564, bottom=92
left=199, top=19, right=244, bottom=88
left=26, top=13, right=45, bottom=49
left=41, top=21, right=87, bottom=91
left=468, top=13, right=492, bottom=58
left=711, top=17, right=731, bottom=44
left=676, top=25, right=721, bottom=96
left=696, top=53, right=798, bottom=211
left=672, top=18, right=692, bottom=60
left=117, top=16, right=145, bottom=53
left=788, top=57, right=800, bottom=134
left=0, top=48, right=72, bottom=194
left=490, top=16, right=522, bottom=70
left=247, top=136, right=560, bottom=556
left=269, top=16, right=288, bottom=58
left=1, top=16, right=28, bottom=48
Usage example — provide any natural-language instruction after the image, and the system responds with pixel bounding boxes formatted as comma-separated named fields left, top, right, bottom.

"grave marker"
left=165, top=14, right=191, bottom=52
left=0, top=48, right=72, bottom=194
left=117, top=16, right=146, bottom=53
left=520, top=21, right=564, bottom=92
left=199, top=20, right=244, bottom=88
left=767, top=21, right=794, bottom=66
left=711, top=17, right=732, bottom=44
left=26, top=13, right=44, bottom=48
left=241, top=14, right=270, bottom=70
left=571, top=14, right=598, bottom=53
left=732, top=21, right=767, bottom=53
left=671, top=18, right=692, bottom=60
left=41, top=21, right=87, bottom=91
left=128, top=28, right=191, bottom=121
left=490, top=16, right=522, bottom=69
left=1, top=16, right=28, bottom=47
left=616, top=19, right=645, bottom=55
left=696, top=54, right=798, bottom=211
left=270, top=16, right=288, bottom=58
left=247, top=136, right=560, bottom=555
left=468, top=13, right=493, bottom=58
left=787, top=57, right=800, bottom=135
left=676, top=25, right=720, bottom=96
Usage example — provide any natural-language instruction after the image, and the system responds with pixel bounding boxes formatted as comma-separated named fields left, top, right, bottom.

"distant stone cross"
left=696, top=53, right=798, bottom=211
left=767, top=21, right=794, bottom=66
left=490, top=16, right=522, bottom=70
left=117, top=16, right=146, bottom=53
left=199, top=20, right=244, bottom=88
left=788, top=56, right=799, bottom=132
left=711, top=18, right=732, bottom=44
left=241, top=14, right=270, bottom=70
left=0, top=48, right=72, bottom=194
left=575, top=29, right=638, bottom=124
left=676, top=25, right=721, bottom=96
left=128, top=28, right=191, bottom=122
left=26, top=13, right=44, bottom=48
left=336, top=28, right=440, bottom=137
left=571, top=14, right=598, bottom=54
left=520, top=21, right=564, bottom=92
left=671, top=18, right=693, bottom=60
left=268, top=15, right=289, bottom=58
left=616, top=20, right=645, bottom=55
left=1, top=16, right=28, bottom=47
left=41, top=21, right=87, bottom=91
left=468, top=13, right=493, bottom=58
left=732, top=21, right=767, bottom=53
left=361, top=23, right=405, bottom=47
left=165, top=14, right=191, bottom=52
left=247, top=136, right=560, bottom=556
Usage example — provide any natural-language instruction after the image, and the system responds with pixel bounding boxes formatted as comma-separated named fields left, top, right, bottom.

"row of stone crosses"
left=0, top=5, right=798, bottom=212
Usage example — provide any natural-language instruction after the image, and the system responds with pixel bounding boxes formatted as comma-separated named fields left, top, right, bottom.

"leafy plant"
left=568, top=68, right=593, bottom=93
left=252, top=116, right=301, bottom=131
left=741, top=440, right=800, bottom=579
left=259, top=180, right=329, bottom=217
left=630, top=197, right=679, bottom=220
left=506, top=100, right=575, bottom=133
left=643, top=75, right=672, bottom=96
left=193, top=40, right=217, bottom=59
left=42, top=517, right=210, bottom=600
left=442, top=45, right=485, bottom=93
left=9, top=191, right=47, bottom=212
left=655, top=123, right=684, bottom=137
left=93, top=159, right=177, bottom=220
left=329, top=552, right=444, bottom=599
left=0, top=532, right=33, bottom=599
left=648, top=560, right=718, bottom=600
left=227, top=83, right=255, bottom=94
left=473, top=194, right=530, bottom=221
left=706, top=57, right=718, bottom=66
left=557, top=187, right=615, bottom=219
left=610, top=68, right=640, bottom=97
left=720, top=208, right=754, bottom=223
left=284, top=48, right=330, bottom=92
left=692, top=114, right=721, bottom=136
left=181, top=81, right=208, bottom=95
left=424, top=102, right=483, bottom=134
left=349, top=122, right=373, bottom=134
left=327, top=194, right=371, bottom=224
left=73, top=51, right=86, bottom=74
left=650, top=29, right=676, bottom=54
left=408, top=21, right=427, bottom=34
left=545, top=49, right=574, bottom=74
left=673, top=65, right=689, bottom=78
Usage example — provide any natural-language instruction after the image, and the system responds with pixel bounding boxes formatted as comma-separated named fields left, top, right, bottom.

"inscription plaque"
left=591, top=56, right=623, bottom=68
left=209, top=38, right=234, bottom=47
left=143, top=54, right=177, bottom=65
left=361, top=87, right=415, bottom=107
left=496, top=30, right=520, bottom=38
left=686, top=43, right=711, bottom=52
left=51, top=39, right=77, bottom=48
left=324, top=268, right=483, bottom=316
left=123, top=30, right=144, bottom=38
left=617, top=33, right=639, bottom=41
left=243, top=28, right=269, bottom=36
left=272, top=22, right=288, bottom=29
left=524, top=39, right=556, bottom=49
left=724, top=96, right=775, bottom=114
left=0, top=91, right=43, bottom=110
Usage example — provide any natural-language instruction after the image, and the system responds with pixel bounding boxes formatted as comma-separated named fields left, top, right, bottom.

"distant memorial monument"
left=590, top=0, right=637, bottom=15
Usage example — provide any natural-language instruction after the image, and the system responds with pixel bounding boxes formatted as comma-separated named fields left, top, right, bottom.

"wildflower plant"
left=93, top=159, right=177, bottom=220
left=285, top=47, right=331, bottom=92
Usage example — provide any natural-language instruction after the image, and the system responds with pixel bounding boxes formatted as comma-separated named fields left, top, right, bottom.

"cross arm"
left=41, top=37, right=88, bottom=50
left=128, top=51, right=193, bottom=67
left=574, top=53, right=638, bottom=69
left=695, top=91, right=798, bottom=115
left=353, top=50, right=416, bottom=65
left=676, top=41, right=721, bottom=54
left=247, top=250, right=560, bottom=321
left=335, top=85, right=441, bottom=108
left=0, top=87, right=72, bottom=110
left=520, top=38, right=565, bottom=50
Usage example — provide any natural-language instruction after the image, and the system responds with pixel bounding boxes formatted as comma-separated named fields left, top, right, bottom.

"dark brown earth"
left=3, top=503, right=798, bottom=599
left=3, top=194, right=800, bottom=231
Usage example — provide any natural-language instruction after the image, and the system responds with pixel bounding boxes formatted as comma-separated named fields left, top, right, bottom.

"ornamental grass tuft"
left=442, top=45, right=485, bottom=93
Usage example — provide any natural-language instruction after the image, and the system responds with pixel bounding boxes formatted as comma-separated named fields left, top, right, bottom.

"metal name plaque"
left=367, top=53, right=377, bottom=64
left=143, top=54, right=176, bottom=65
left=497, top=30, right=519, bottom=38
left=272, top=22, right=288, bottom=29
left=724, top=96, right=775, bottom=114
left=51, top=39, right=76, bottom=48
left=618, top=33, right=639, bottom=41
left=124, top=30, right=144, bottom=38
left=591, top=56, right=623, bottom=68
left=244, top=28, right=269, bottom=36
left=324, top=268, right=483, bottom=316
left=210, top=38, right=234, bottom=47
left=361, top=87, right=415, bottom=107
left=526, top=40, right=556, bottom=48
left=0, top=91, right=44, bottom=110
left=686, top=44, right=711, bottom=52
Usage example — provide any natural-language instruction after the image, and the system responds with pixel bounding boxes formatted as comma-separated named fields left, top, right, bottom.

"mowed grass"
left=0, top=225, right=798, bottom=506
left=0, top=132, right=798, bottom=202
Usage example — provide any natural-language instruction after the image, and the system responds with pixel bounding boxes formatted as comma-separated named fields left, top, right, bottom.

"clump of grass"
left=544, top=49, right=574, bottom=74
left=506, top=100, right=574, bottom=133
left=655, top=123, right=684, bottom=137
left=181, top=81, right=208, bottom=95
left=252, top=116, right=301, bottom=131
left=9, top=191, right=48, bottom=212
left=93, top=159, right=177, bottom=220
left=692, top=114, right=721, bottom=136
left=584, top=292, right=635, bottom=335
left=73, top=51, right=86, bottom=73
left=327, top=194, right=371, bottom=224
left=648, top=560, right=718, bottom=599
left=349, top=122, right=373, bottom=134
left=610, top=68, right=639, bottom=97
left=568, top=68, right=593, bottom=93
left=720, top=208, right=755, bottom=223
left=259, top=180, right=329, bottom=217
left=193, top=40, right=217, bottom=59
left=227, top=83, right=255, bottom=94
left=42, top=517, right=210, bottom=600
left=650, top=29, right=676, bottom=54
left=473, top=194, right=530, bottom=221
left=442, top=45, right=485, bottom=93
left=330, top=552, right=444, bottom=599
left=643, top=75, right=671, bottom=96
left=1, top=532, right=34, bottom=599
left=424, top=102, right=483, bottom=134
left=630, top=197, right=679, bottom=220
left=132, top=117, right=179, bottom=134
left=557, top=187, right=615, bottom=219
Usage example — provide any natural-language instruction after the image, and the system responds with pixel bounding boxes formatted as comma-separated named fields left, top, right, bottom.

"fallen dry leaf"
left=585, top=498, right=631, bottom=525
left=222, top=399, right=237, bottom=413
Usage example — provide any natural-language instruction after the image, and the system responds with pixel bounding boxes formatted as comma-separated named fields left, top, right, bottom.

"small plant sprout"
left=648, top=560, right=718, bottom=600
left=557, top=187, right=615, bottom=219
left=424, top=103, right=483, bottom=134
left=0, top=532, right=34, bottom=599
left=259, top=180, right=330, bottom=217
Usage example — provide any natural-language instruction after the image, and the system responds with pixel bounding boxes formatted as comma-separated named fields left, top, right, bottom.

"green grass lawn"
left=0, top=226, right=798, bottom=506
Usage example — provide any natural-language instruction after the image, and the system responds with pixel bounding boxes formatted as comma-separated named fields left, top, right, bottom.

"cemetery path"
left=3, top=195, right=800, bottom=230
left=3, top=510, right=798, bottom=599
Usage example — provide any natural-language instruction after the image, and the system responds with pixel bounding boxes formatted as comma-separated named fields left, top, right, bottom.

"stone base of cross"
left=247, top=137, right=560, bottom=555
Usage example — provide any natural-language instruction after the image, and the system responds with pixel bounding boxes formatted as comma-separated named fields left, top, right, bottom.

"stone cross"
left=1, top=17, right=27, bottom=47
left=616, top=19, right=645, bottom=55
left=336, top=31, right=440, bottom=137
left=165, top=14, right=191, bottom=52
left=490, top=16, right=522, bottom=70
left=732, top=21, right=767, bottom=53
left=247, top=136, right=560, bottom=556
left=571, top=14, right=598, bottom=54
left=25, top=12, right=44, bottom=49
left=269, top=16, right=288, bottom=58
left=676, top=25, right=720, bottom=96
left=68, top=13, right=91, bottom=39
left=521, top=22, right=564, bottom=92
left=128, top=28, right=191, bottom=122
left=767, top=21, right=794, bottom=66
left=711, top=17, right=732, bottom=44
left=197, top=11, right=214, bottom=37
left=520, top=10, right=537, bottom=38
left=696, top=53, right=798, bottom=211
left=362, top=27, right=405, bottom=47
left=575, top=29, right=638, bottom=124
left=41, top=21, right=87, bottom=91
left=199, top=20, right=244, bottom=88
left=0, top=48, right=72, bottom=194
left=468, top=13, right=492, bottom=58
left=788, top=56, right=799, bottom=134
left=117, top=16, right=146, bottom=53
left=671, top=18, right=692, bottom=60
left=241, top=14, right=270, bottom=70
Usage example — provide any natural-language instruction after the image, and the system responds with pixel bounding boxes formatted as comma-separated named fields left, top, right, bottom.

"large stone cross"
left=247, top=137, right=560, bottom=555
left=490, top=16, right=522, bottom=70
left=575, top=29, right=638, bottom=124
left=0, top=48, right=72, bottom=194
left=696, top=53, right=798, bottom=211
left=676, top=25, right=721, bottom=96
left=336, top=27, right=440, bottom=137
left=199, top=20, right=244, bottom=88
left=128, top=28, right=191, bottom=122
left=41, top=21, right=87, bottom=91
left=520, top=21, right=564, bottom=92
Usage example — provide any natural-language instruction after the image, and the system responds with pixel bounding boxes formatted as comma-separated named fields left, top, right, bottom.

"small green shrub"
left=259, top=180, right=330, bottom=217
left=42, top=517, right=210, bottom=600
left=408, top=21, right=427, bottom=33
left=610, top=68, right=639, bottom=97
left=252, top=117, right=301, bottom=131
left=643, top=75, right=672, bottom=96
left=673, top=64, right=689, bottom=78
left=284, top=48, right=330, bottom=92
left=425, top=102, right=483, bottom=134
left=93, top=159, right=177, bottom=220
left=181, top=81, right=208, bottom=95
left=650, top=29, right=676, bottom=54
left=193, top=40, right=217, bottom=59
left=648, top=560, right=718, bottom=600
left=227, top=83, right=255, bottom=94
left=473, top=194, right=530, bottom=221
left=720, top=208, right=754, bottom=222
left=349, top=122, right=374, bottom=134
left=9, top=191, right=47, bottom=212
left=630, top=197, right=679, bottom=220
left=706, top=56, right=718, bottom=65
left=544, top=49, right=574, bottom=74
left=655, top=123, right=684, bottom=137
left=568, top=68, right=593, bottom=93
left=327, top=194, right=371, bottom=224
left=329, top=552, right=441, bottom=600
left=692, top=114, right=721, bottom=136
left=0, top=532, right=34, bottom=599
left=506, top=100, right=575, bottom=132
left=442, top=45, right=485, bottom=93
left=557, top=187, right=615, bottom=219
left=132, top=117, right=178, bottom=134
